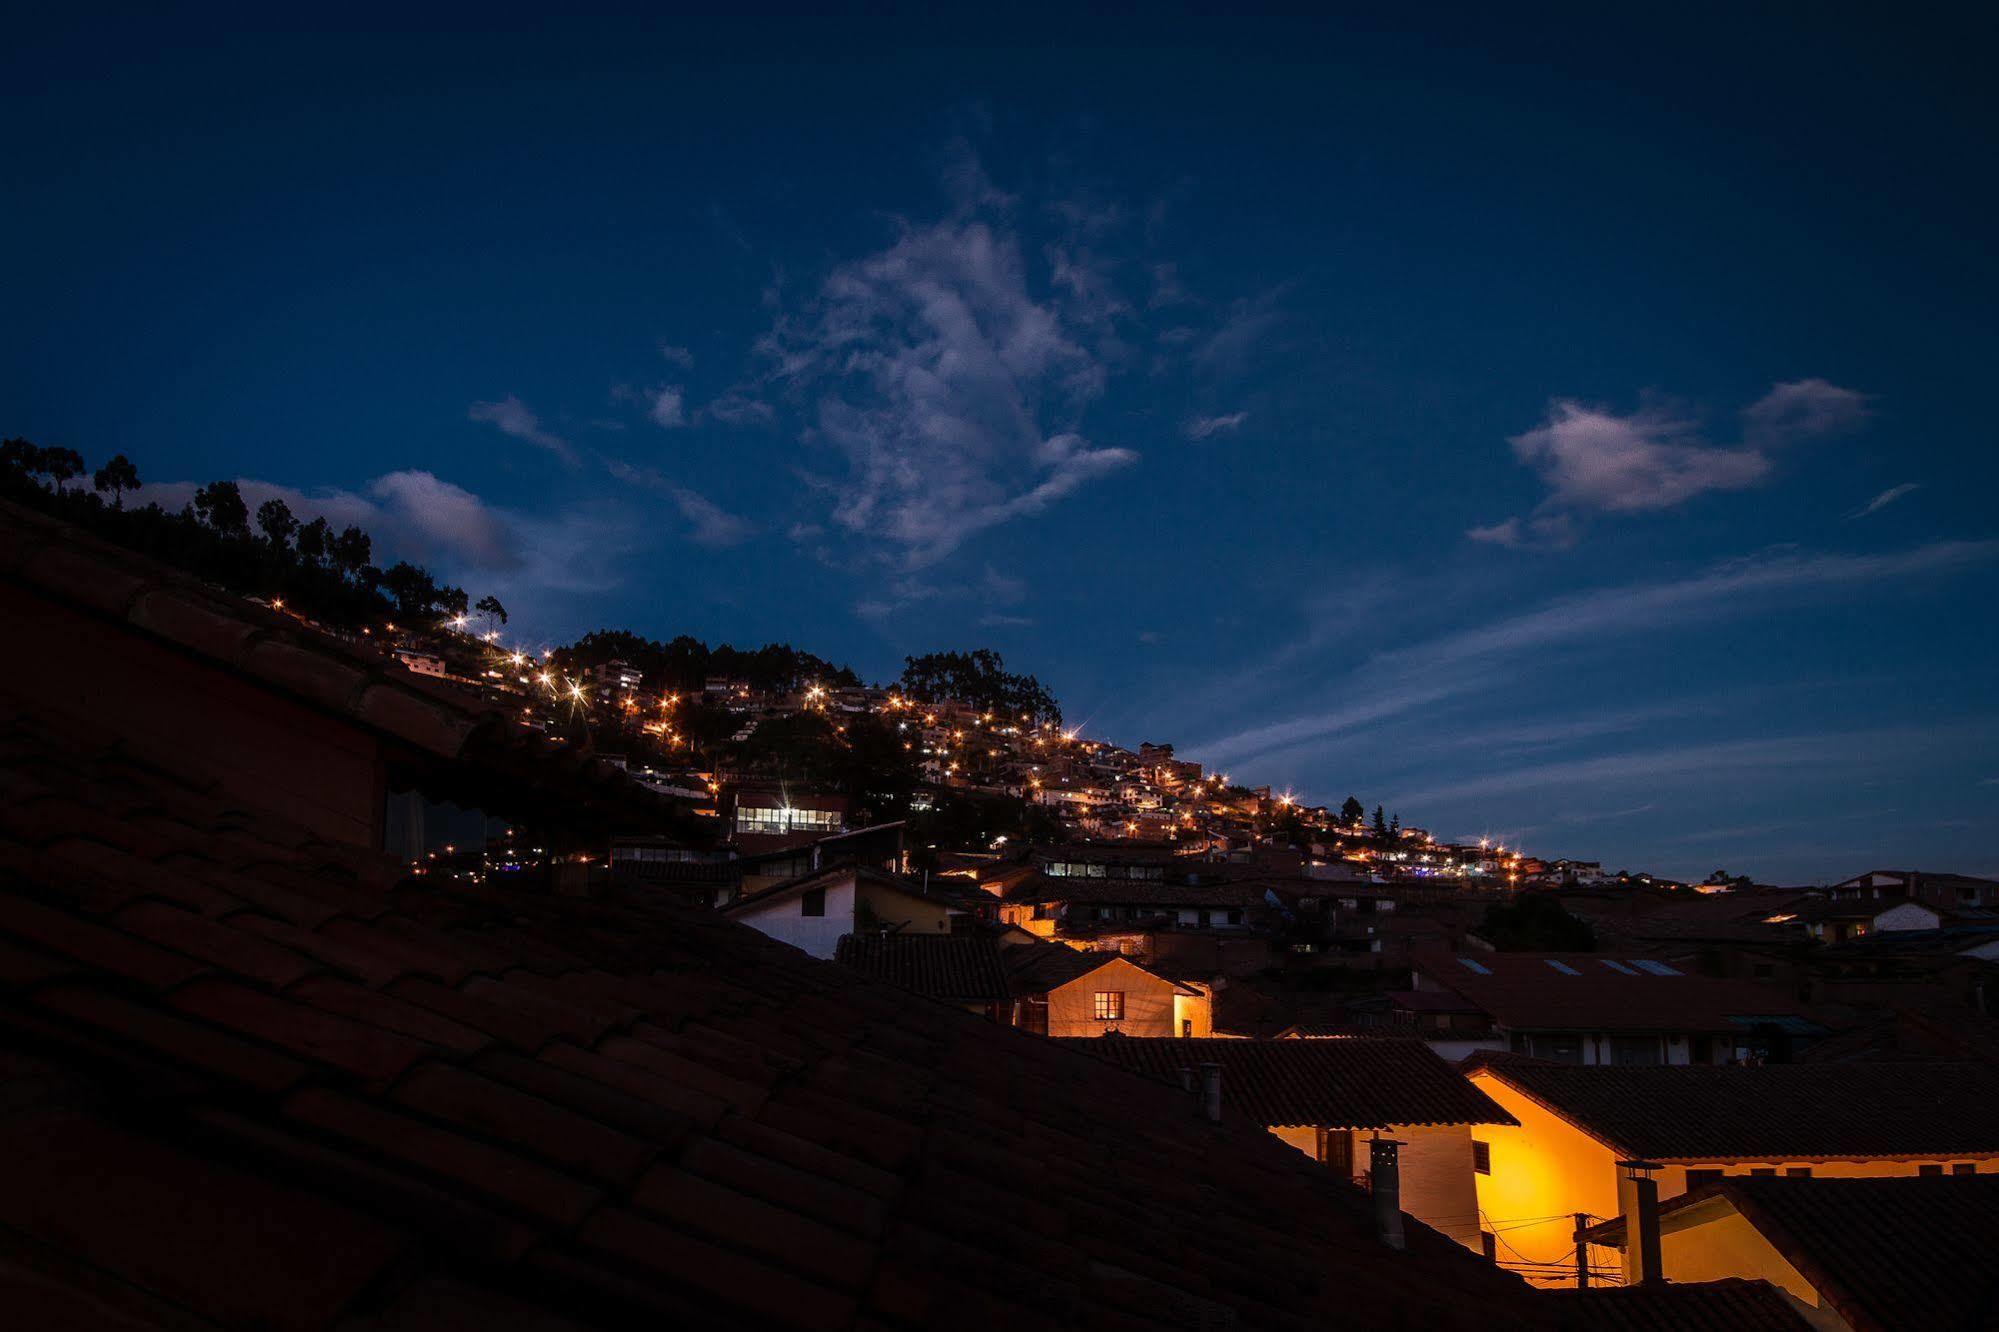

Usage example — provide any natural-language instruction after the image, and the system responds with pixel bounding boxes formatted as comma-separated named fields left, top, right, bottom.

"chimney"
left=1177, top=1066, right=1195, bottom=1093
left=1616, top=1160, right=1664, bottom=1285
left=1370, top=1137, right=1406, bottom=1250
left=1200, top=1062, right=1222, bottom=1123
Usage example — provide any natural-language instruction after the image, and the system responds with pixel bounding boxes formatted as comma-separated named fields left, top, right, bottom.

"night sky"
left=7, top=9, right=1995, bottom=883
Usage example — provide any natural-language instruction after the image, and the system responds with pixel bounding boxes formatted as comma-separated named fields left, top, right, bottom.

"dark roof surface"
left=832, top=933, right=1012, bottom=1006
left=0, top=496, right=686, bottom=836
left=1413, top=952, right=1817, bottom=1034
left=998, top=940, right=1195, bottom=997
left=1547, top=1278, right=1810, bottom=1330
left=1590, top=1178, right=1999, bottom=1332
left=1703, top=1177, right=1999, bottom=1332
left=1059, top=1037, right=1517, bottom=1130
left=1471, top=1057, right=1999, bottom=1160
left=0, top=704, right=1548, bottom=1330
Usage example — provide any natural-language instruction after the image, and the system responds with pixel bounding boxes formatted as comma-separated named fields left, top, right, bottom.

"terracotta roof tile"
left=392, top=1058, right=660, bottom=1185
left=577, top=1205, right=859, bottom=1327
left=0, top=1107, right=409, bottom=1332
left=1547, top=1278, right=1810, bottom=1330
left=29, top=981, right=312, bottom=1094
left=283, top=1085, right=605, bottom=1229
left=168, top=976, right=437, bottom=1083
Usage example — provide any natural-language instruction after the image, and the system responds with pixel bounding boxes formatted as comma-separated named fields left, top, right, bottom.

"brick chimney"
left=1199, top=1062, right=1222, bottom=1123
left=1616, top=1160, right=1664, bottom=1285
left=1370, top=1136, right=1407, bottom=1251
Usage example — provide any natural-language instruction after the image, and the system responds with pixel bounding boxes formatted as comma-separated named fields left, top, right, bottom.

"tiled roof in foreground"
left=1469, top=1055, right=1999, bottom=1161
left=1061, top=1036, right=1517, bottom=1130
left=0, top=707, right=1542, bottom=1330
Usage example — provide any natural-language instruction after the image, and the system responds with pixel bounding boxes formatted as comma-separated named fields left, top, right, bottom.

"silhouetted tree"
left=295, top=516, right=330, bottom=564
left=256, top=498, right=298, bottom=548
left=92, top=454, right=140, bottom=507
left=39, top=446, right=85, bottom=493
left=475, top=593, right=509, bottom=626
left=1339, top=795, right=1365, bottom=826
left=1371, top=805, right=1389, bottom=840
left=193, top=481, right=250, bottom=536
left=329, top=525, right=372, bottom=574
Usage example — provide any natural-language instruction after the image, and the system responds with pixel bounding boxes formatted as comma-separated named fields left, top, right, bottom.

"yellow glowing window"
left=1093, top=991, right=1125, bottom=1021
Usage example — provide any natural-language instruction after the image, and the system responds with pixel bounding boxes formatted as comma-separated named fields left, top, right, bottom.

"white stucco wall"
left=733, top=878, right=855, bottom=958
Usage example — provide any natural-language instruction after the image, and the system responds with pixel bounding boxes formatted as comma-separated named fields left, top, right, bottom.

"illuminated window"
left=1472, top=1141, right=1491, bottom=1175
left=1093, top=991, right=1125, bottom=1021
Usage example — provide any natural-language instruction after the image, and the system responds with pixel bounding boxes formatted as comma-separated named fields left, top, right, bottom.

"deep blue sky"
left=8, top=8, right=1996, bottom=883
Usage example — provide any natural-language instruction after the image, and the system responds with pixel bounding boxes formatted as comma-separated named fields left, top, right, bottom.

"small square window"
left=1919, top=1164, right=1944, bottom=1177
left=1471, top=1141, right=1491, bottom=1175
left=1093, top=990, right=1125, bottom=1021
left=1786, top=1167, right=1812, bottom=1178
left=1749, top=1168, right=1777, bottom=1178
left=1686, top=1169, right=1725, bottom=1189
left=1952, top=1163, right=1977, bottom=1176
left=800, top=888, right=826, bottom=917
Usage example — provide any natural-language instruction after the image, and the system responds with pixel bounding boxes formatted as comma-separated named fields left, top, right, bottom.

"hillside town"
left=3, top=454, right=1997, bottom=1330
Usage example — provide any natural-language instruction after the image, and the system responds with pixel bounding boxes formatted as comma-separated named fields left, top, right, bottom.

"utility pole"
left=1573, top=1213, right=1591, bottom=1289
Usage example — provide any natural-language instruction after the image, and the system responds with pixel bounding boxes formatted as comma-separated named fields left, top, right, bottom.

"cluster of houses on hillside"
left=7, top=496, right=1998, bottom=1328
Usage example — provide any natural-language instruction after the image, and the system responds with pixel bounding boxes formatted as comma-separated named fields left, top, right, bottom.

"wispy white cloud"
left=598, top=457, right=753, bottom=547
left=1186, top=411, right=1249, bottom=440
left=1852, top=481, right=1920, bottom=519
left=1742, top=378, right=1869, bottom=448
left=648, top=386, right=687, bottom=429
left=669, top=487, right=754, bottom=547
left=658, top=343, right=695, bottom=369
left=1193, top=290, right=1283, bottom=379
left=468, top=395, right=577, bottom=465
left=756, top=167, right=1138, bottom=567
left=1472, top=380, right=1867, bottom=546
left=979, top=612, right=1034, bottom=627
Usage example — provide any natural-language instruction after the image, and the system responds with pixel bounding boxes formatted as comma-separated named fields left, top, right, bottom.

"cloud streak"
left=1191, top=539, right=1999, bottom=770
left=1852, top=481, right=1920, bottom=518
left=1472, top=380, right=1868, bottom=547
left=1186, top=411, right=1248, bottom=440
left=468, top=395, right=577, bottom=465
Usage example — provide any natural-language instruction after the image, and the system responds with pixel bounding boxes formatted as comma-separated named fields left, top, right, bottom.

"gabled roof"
left=1411, top=951, right=1818, bottom=1034
left=1591, top=1177, right=1999, bottom=1332
left=1058, top=1037, right=1517, bottom=1130
left=832, top=932, right=1012, bottom=1006
left=0, top=713, right=1548, bottom=1329
left=998, top=940, right=1199, bottom=997
left=1469, top=1056, right=1999, bottom=1160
